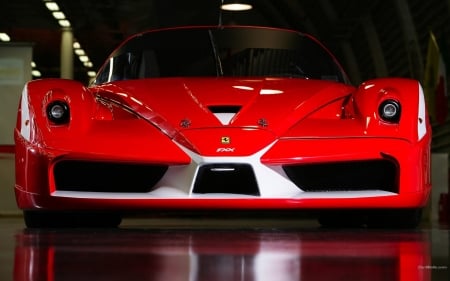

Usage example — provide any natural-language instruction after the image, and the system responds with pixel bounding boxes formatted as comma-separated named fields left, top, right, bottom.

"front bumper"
left=15, top=137, right=431, bottom=211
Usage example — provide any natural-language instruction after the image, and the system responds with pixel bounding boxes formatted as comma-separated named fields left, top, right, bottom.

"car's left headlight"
left=46, top=100, right=70, bottom=124
left=378, top=99, right=401, bottom=123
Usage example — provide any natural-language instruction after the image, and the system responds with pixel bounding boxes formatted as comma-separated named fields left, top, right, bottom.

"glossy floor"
left=1, top=215, right=449, bottom=281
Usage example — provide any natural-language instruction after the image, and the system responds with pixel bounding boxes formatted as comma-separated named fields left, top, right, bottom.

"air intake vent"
left=208, top=105, right=241, bottom=113
left=193, top=163, right=259, bottom=195
left=208, top=105, right=241, bottom=125
left=53, top=161, right=168, bottom=193
left=283, top=159, right=398, bottom=192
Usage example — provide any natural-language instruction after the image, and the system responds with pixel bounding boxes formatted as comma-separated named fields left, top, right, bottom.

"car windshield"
left=93, top=27, right=348, bottom=84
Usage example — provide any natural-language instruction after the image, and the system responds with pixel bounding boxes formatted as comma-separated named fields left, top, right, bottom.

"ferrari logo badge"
left=221, top=136, right=231, bottom=144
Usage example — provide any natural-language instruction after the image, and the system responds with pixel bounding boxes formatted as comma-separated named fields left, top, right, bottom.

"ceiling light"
left=83, top=61, right=93, bottom=68
left=0, top=32, right=10, bottom=41
left=32, top=70, right=42, bottom=77
left=220, top=1, right=253, bottom=11
left=87, top=71, right=96, bottom=77
left=52, top=11, right=66, bottom=20
left=45, top=1, right=60, bottom=11
left=78, top=55, right=89, bottom=62
left=74, top=49, right=85, bottom=56
left=73, top=41, right=81, bottom=49
left=58, top=19, right=71, bottom=27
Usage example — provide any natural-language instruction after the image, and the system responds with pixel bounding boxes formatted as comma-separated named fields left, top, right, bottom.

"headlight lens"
left=47, top=101, right=70, bottom=124
left=379, top=99, right=401, bottom=123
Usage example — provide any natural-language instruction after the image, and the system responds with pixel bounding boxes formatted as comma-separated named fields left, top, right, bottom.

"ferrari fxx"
left=14, top=26, right=431, bottom=228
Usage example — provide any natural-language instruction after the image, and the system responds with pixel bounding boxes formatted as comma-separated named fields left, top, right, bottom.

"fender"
left=17, top=79, right=95, bottom=144
left=353, top=78, right=429, bottom=142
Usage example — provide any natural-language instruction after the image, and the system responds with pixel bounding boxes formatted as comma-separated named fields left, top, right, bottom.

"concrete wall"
left=430, top=153, right=449, bottom=222
left=0, top=43, right=32, bottom=145
left=0, top=43, right=32, bottom=215
left=0, top=153, right=18, bottom=215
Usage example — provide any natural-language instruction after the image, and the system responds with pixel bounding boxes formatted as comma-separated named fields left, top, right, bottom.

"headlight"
left=378, top=99, right=401, bottom=123
left=46, top=100, right=70, bottom=124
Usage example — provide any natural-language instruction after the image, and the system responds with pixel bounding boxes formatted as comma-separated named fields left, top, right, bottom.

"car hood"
left=94, top=77, right=353, bottom=135
left=91, top=77, right=356, bottom=155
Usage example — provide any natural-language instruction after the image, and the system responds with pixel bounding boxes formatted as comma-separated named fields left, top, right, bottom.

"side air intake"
left=53, top=160, right=168, bottom=193
left=283, top=159, right=398, bottom=193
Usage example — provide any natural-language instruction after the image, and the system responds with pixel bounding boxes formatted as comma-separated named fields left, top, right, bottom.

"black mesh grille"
left=283, top=159, right=398, bottom=192
left=53, top=160, right=167, bottom=193
left=208, top=105, right=241, bottom=113
left=193, top=164, right=260, bottom=195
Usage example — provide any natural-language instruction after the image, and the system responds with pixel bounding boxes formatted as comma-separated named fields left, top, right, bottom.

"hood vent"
left=208, top=105, right=241, bottom=125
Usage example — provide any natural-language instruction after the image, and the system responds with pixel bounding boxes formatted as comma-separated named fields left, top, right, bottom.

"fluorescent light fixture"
left=58, top=19, right=71, bottom=27
left=32, top=70, right=42, bottom=77
left=45, top=2, right=60, bottom=11
left=221, top=2, right=253, bottom=11
left=74, top=49, right=85, bottom=56
left=0, top=32, right=11, bottom=41
left=79, top=55, right=89, bottom=62
left=52, top=11, right=66, bottom=20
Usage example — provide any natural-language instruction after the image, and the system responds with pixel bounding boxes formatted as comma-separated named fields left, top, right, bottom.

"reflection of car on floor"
left=14, top=25, right=431, bottom=228
left=14, top=229, right=431, bottom=280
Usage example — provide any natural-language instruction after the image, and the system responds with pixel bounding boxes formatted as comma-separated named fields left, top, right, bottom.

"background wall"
left=0, top=43, right=32, bottom=215
left=0, top=153, right=17, bottom=215
left=0, top=43, right=32, bottom=144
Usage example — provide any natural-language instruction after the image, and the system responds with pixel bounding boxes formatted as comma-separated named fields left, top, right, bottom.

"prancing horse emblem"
left=221, top=136, right=231, bottom=144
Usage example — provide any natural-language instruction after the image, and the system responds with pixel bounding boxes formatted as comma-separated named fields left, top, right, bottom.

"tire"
left=367, top=208, right=423, bottom=229
left=23, top=211, right=122, bottom=228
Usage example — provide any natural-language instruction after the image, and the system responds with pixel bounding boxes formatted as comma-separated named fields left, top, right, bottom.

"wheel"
left=367, top=208, right=423, bottom=229
left=23, top=211, right=122, bottom=228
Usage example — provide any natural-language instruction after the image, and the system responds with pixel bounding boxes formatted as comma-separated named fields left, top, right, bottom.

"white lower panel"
left=51, top=142, right=398, bottom=200
left=52, top=190, right=396, bottom=200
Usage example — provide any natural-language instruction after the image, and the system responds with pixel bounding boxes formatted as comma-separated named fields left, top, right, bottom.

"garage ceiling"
left=0, top=0, right=449, bottom=85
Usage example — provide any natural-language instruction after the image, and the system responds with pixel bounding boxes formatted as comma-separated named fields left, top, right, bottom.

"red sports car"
left=14, top=26, right=431, bottom=228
